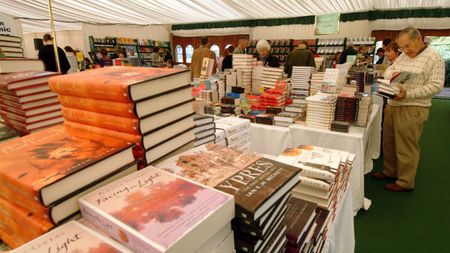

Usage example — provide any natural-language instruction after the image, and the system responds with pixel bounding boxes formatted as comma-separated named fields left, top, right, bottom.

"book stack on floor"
left=290, top=66, right=314, bottom=102
left=214, top=117, right=251, bottom=152
left=156, top=143, right=301, bottom=253
left=276, top=145, right=355, bottom=219
left=310, top=72, right=325, bottom=96
left=233, top=54, right=254, bottom=92
left=79, top=166, right=235, bottom=253
left=305, top=93, right=337, bottom=130
left=0, top=125, right=136, bottom=248
left=194, top=114, right=216, bottom=147
left=260, top=67, right=284, bottom=89
left=48, top=66, right=195, bottom=166
left=0, top=71, right=63, bottom=134
left=0, top=35, right=24, bottom=58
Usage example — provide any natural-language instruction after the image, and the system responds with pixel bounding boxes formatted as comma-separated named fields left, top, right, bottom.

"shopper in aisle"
left=385, top=41, right=401, bottom=64
left=382, top=38, right=393, bottom=64
left=221, top=46, right=234, bottom=71
left=256, top=39, right=279, bottom=68
left=375, top=48, right=385, bottom=64
left=339, top=42, right=358, bottom=64
left=190, top=37, right=217, bottom=80
left=233, top=35, right=249, bottom=54
left=372, top=27, right=445, bottom=192
left=38, top=33, right=70, bottom=74
left=150, top=47, right=163, bottom=67
left=217, top=46, right=228, bottom=71
left=64, top=46, right=78, bottom=73
left=284, top=40, right=315, bottom=77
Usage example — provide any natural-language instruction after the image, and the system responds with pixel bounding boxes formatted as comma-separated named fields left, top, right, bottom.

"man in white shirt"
left=372, top=27, right=445, bottom=192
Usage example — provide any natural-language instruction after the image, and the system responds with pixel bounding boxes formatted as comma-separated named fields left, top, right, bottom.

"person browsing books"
left=256, top=39, right=279, bottom=68
left=284, top=40, right=315, bottom=78
left=233, top=35, right=249, bottom=54
left=372, top=27, right=445, bottom=192
left=38, top=33, right=71, bottom=74
left=190, top=37, right=217, bottom=80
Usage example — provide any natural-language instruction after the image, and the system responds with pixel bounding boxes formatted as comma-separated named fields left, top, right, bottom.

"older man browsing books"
left=372, top=27, right=445, bottom=192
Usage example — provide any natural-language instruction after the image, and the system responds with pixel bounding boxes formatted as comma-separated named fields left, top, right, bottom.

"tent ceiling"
left=1, top=0, right=450, bottom=31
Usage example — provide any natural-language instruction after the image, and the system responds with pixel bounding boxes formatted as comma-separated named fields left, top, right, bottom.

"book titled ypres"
left=79, top=166, right=234, bottom=253
left=157, top=143, right=301, bottom=222
left=10, top=221, right=133, bottom=253
left=48, top=66, right=190, bottom=103
left=0, top=125, right=135, bottom=208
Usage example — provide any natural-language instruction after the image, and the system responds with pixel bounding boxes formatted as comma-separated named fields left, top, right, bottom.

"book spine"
left=0, top=105, right=25, bottom=116
left=59, top=95, right=136, bottom=118
left=62, top=107, right=140, bottom=135
left=0, top=98, right=22, bottom=109
left=49, top=78, right=132, bottom=103
left=64, top=121, right=141, bottom=144
left=79, top=201, right=160, bottom=252
left=0, top=110, right=26, bottom=123
left=299, top=166, right=335, bottom=182
left=0, top=181, right=49, bottom=216
left=298, top=176, right=331, bottom=191
left=0, top=93, right=20, bottom=103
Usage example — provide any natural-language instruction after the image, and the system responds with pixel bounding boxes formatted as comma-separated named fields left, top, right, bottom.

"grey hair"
left=398, top=27, right=422, bottom=40
left=256, top=39, right=271, bottom=51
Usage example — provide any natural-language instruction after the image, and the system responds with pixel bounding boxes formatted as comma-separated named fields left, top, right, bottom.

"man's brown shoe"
left=384, top=183, right=413, bottom=192
left=371, top=172, right=395, bottom=180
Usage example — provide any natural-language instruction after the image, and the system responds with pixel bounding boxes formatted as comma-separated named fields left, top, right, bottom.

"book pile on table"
left=0, top=35, right=25, bottom=58
left=49, top=66, right=195, bottom=166
left=274, top=112, right=300, bottom=127
left=334, top=96, right=359, bottom=124
left=260, top=67, right=284, bottom=89
left=233, top=54, right=254, bottom=92
left=310, top=72, right=325, bottom=96
left=290, top=66, right=315, bottom=102
left=276, top=145, right=355, bottom=219
left=156, top=143, right=301, bottom=253
left=259, top=80, right=288, bottom=108
left=78, top=166, right=235, bottom=253
left=0, top=125, right=136, bottom=248
left=305, top=93, right=337, bottom=130
left=356, top=96, right=372, bottom=127
left=193, top=114, right=216, bottom=147
left=321, top=68, right=347, bottom=94
left=0, top=71, right=63, bottom=134
left=353, top=71, right=365, bottom=92
left=214, top=117, right=250, bottom=152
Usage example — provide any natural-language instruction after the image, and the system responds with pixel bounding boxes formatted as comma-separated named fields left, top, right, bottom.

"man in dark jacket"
left=284, top=40, right=315, bottom=77
left=339, top=42, right=358, bottom=64
left=38, top=33, right=70, bottom=74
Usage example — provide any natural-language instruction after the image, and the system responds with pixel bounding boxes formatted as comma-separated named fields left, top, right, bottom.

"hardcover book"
left=79, top=167, right=234, bottom=253
left=0, top=71, right=56, bottom=89
left=286, top=197, right=317, bottom=246
left=0, top=125, right=135, bottom=207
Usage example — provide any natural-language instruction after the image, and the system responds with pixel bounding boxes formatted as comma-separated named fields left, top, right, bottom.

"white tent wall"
left=370, top=17, right=450, bottom=30
left=22, top=30, right=84, bottom=58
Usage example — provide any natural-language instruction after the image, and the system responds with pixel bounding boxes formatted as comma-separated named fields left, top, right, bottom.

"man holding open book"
left=372, top=27, right=445, bottom=192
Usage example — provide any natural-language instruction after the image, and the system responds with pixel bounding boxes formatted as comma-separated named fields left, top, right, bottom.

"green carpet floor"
left=355, top=99, right=450, bottom=253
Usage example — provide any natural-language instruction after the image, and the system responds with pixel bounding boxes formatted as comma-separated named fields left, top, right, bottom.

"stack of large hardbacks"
left=0, top=125, right=136, bottom=248
left=305, top=93, right=337, bottom=130
left=334, top=96, right=359, bottom=124
left=260, top=67, right=284, bottom=89
left=259, top=87, right=287, bottom=107
left=276, top=145, right=355, bottom=219
left=290, top=66, right=314, bottom=102
left=214, top=117, right=251, bottom=152
left=0, top=58, right=44, bottom=74
left=233, top=54, right=254, bottom=92
left=156, top=143, right=301, bottom=253
left=49, top=66, right=195, bottom=165
left=0, top=35, right=24, bottom=58
left=310, top=72, right=325, bottom=97
left=193, top=114, right=216, bottom=147
left=78, top=166, right=235, bottom=253
left=0, top=71, right=63, bottom=134
left=375, top=79, right=400, bottom=98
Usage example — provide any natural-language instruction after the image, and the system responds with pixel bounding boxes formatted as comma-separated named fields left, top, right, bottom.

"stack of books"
left=334, top=96, right=359, bottom=124
left=193, top=114, right=216, bottom=147
left=255, top=113, right=275, bottom=125
left=356, top=96, right=372, bottom=127
left=353, top=71, right=365, bottom=92
left=290, top=66, right=315, bottom=102
left=305, top=93, right=337, bottom=130
left=274, top=112, right=300, bottom=127
left=259, top=85, right=287, bottom=107
left=285, top=197, right=318, bottom=253
left=260, top=67, right=284, bottom=89
left=310, top=72, right=325, bottom=96
left=215, top=117, right=251, bottom=152
left=48, top=66, right=195, bottom=165
left=233, top=54, right=254, bottom=92
left=276, top=145, right=355, bottom=217
left=330, top=120, right=350, bottom=133
left=375, top=79, right=400, bottom=98
left=0, top=71, right=63, bottom=134
left=285, top=102, right=306, bottom=122
left=156, top=143, right=301, bottom=253
left=321, top=68, right=347, bottom=94
left=0, top=125, right=136, bottom=248
left=79, top=166, right=235, bottom=253
left=0, top=35, right=24, bottom=58
left=0, top=58, right=44, bottom=74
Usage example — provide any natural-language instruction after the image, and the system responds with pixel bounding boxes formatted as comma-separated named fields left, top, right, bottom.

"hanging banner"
left=315, top=13, right=340, bottom=35
left=0, top=13, right=17, bottom=35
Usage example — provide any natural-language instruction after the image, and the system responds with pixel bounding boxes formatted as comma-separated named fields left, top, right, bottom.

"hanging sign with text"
left=0, top=14, right=17, bottom=35
left=315, top=13, right=340, bottom=35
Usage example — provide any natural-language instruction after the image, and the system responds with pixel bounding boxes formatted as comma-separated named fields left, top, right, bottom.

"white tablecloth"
left=249, top=104, right=382, bottom=214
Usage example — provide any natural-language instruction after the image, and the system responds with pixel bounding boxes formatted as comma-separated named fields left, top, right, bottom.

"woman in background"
left=256, top=39, right=279, bottom=67
left=384, top=42, right=401, bottom=65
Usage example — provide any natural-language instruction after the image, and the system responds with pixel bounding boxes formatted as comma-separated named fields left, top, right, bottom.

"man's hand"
left=394, top=85, right=407, bottom=100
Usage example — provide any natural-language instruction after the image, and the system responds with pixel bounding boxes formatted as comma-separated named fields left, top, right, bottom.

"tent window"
left=175, top=45, right=183, bottom=63
left=210, top=44, right=220, bottom=58
left=186, top=44, right=194, bottom=63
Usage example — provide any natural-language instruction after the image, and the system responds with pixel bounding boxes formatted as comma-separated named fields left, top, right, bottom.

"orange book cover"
left=0, top=125, right=133, bottom=207
left=0, top=226, right=31, bottom=249
left=64, top=121, right=141, bottom=144
left=48, top=66, right=188, bottom=102
left=0, top=183, right=49, bottom=217
left=62, top=107, right=139, bottom=135
left=59, top=95, right=135, bottom=118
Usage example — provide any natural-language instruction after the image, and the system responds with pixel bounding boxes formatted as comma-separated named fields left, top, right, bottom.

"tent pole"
left=47, top=0, right=61, bottom=72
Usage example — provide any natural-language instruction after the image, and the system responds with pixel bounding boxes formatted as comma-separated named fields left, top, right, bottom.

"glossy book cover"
left=0, top=125, right=132, bottom=205
left=79, top=167, right=234, bottom=253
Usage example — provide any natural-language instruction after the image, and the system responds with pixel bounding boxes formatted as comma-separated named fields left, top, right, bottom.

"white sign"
left=0, top=14, right=17, bottom=35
